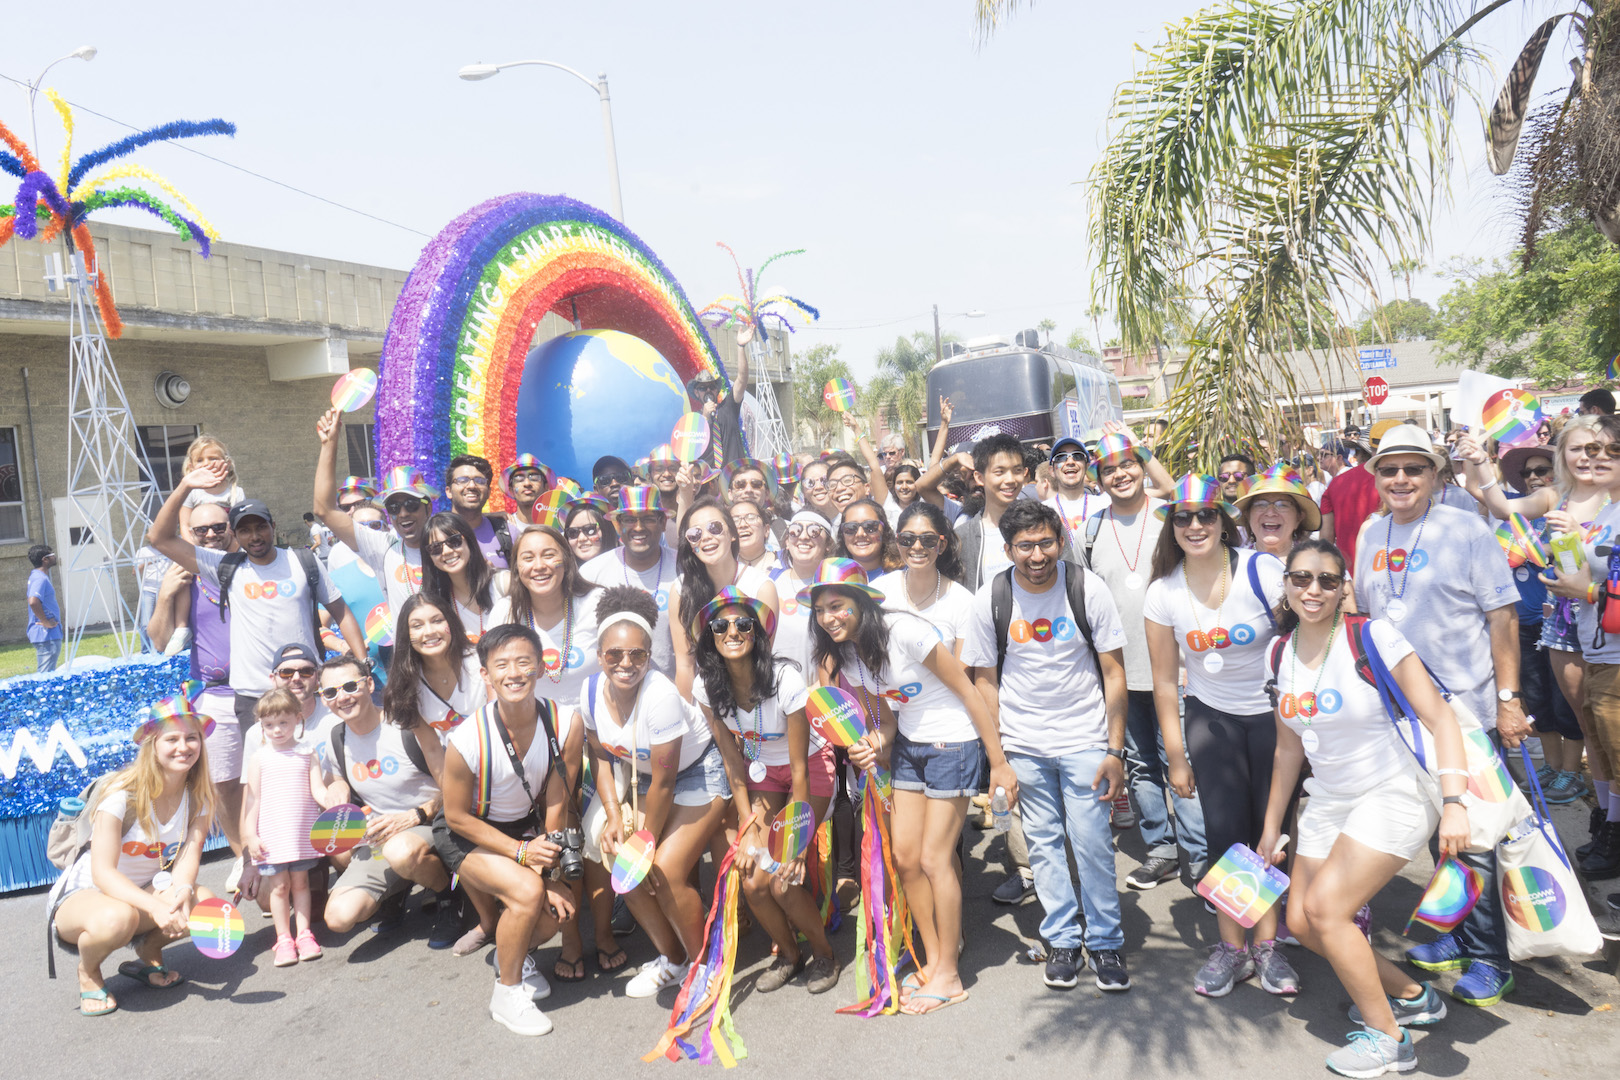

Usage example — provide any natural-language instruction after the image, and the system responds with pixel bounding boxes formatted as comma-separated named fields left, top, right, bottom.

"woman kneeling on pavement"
left=49, top=692, right=218, bottom=1016
left=1261, top=540, right=1469, bottom=1078
left=442, top=623, right=578, bottom=1036
left=693, top=587, right=841, bottom=995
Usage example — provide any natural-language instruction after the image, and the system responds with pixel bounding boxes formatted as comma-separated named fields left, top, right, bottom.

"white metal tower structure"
left=742, top=326, right=793, bottom=460
left=51, top=248, right=157, bottom=661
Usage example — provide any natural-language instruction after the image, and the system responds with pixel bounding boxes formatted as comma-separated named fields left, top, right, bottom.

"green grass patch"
left=0, top=632, right=143, bottom=680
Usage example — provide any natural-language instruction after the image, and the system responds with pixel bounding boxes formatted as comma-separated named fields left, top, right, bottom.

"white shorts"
left=196, top=687, right=242, bottom=783
left=1297, top=768, right=1439, bottom=861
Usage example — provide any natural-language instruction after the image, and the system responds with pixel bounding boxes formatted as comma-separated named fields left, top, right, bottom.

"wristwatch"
left=1106, top=748, right=1128, bottom=762
left=1497, top=688, right=1521, bottom=702
left=414, top=806, right=430, bottom=826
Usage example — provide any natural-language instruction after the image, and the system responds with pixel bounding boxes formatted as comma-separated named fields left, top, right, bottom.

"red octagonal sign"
left=1364, top=376, right=1390, bottom=406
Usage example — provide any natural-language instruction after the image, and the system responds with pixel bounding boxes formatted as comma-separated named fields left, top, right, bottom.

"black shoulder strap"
left=330, top=725, right=348, bottom=785
left=401, top=727, right=429, bottom=776
left=292, top=546, right=323, bottom=644
left=490, top=514, right=513, bottom=564
left=217, top=551, right=248, bottom=621
left=991, top=567, right=1014, bottom=680
left=1265, top=634, right=1289, bottom=708
left=1342, top=614, right=1375, bottom=688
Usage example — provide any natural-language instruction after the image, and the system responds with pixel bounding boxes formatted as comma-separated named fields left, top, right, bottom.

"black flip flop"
left=553, top=956, right=586, bottom=983
left=596, top=946, right=629, bottom=973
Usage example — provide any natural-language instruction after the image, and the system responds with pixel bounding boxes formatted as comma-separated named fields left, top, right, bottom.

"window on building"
left=0, top=427, right=26, bottom=542
left=346, top=423, right=376, bottom=478
left=139, top=425, right=201, bottom=497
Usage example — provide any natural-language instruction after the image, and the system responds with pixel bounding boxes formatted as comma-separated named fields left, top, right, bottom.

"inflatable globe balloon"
left=514, top=329, right=689, bottom=483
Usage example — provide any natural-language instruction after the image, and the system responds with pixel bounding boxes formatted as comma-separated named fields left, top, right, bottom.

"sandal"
left=902, top=989, right=969, bottom=1015
left=79, top=987, right=118, bottom=1017
left=596, top=946, right=629, bottom=973
left=899, top=971, right=923, bottom=1005
left=553, top=956, right=586, bottom=983
left=117, top=961, right=185, bottom=989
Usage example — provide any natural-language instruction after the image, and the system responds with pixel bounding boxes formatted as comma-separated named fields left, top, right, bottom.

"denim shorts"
left=638, top=741, right=732, bottom=807
left=892, top=735, right=983, bottom=799
left=1538, top=603, right=1582, bottom=652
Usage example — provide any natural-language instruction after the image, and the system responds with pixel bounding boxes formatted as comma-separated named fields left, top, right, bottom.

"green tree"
left=1390, top=257, right=1425, bottom=301
left=1037, top=317, right=1057, bottom=346
left=865, top=331, right=938, bottom=457
left=1355, top=298, right=1438, bottom=344
left=1064, top=327, right=1090, bottom=352
left=793, top=343, right=856, bottom=448
left=976, top=0, right=1620, bottom=470
left=1434, top=210, right=1620, bottom=386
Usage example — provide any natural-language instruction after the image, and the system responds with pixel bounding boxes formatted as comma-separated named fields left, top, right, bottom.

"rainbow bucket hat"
left=770, top=453, right=799, bottom=486
left=378, top=465, right=438, bottom=502
left=1085, top=431, right=1153, bottom=482
left=337, top=475, right=378, bottom=499
left=795, top=557, right=886, bottom=606
left=723, top=458, right=775, bottom=494
left=696, top=585, right=778, bottom=641
left=645, top=443, right=680, bottom=467
left=614, top=486, right=665, bottom=517
left=1235, top=464, right=1322, bottom=531
left=1153, top=473, right=1240, bottom=521
left=501, top=454, right=553, bottom=497
left=131, top=680, right=216, bottom=744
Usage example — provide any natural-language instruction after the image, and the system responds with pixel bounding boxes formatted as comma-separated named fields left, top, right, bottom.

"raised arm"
left=928, top=397, right=954, bottom=470
left=146, top=461, right=229, bottom=571
left=917, top=450, right=974, bottom=511
left=844, top=413, right=890, bottom=505
left=313, top=408, right=359, bottom=551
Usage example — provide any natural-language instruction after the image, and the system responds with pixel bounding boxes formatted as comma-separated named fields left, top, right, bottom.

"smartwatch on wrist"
left=1106, top=748, right=1128, bottom=762
left=414, top=806, right=430, bottom=826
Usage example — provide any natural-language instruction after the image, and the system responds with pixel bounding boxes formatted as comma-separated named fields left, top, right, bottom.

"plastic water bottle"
left=991, top=787, right=1011, bottom=832
left=58, top=797, right=85, bottom=818
left=749, top=846, right=782, bottom=874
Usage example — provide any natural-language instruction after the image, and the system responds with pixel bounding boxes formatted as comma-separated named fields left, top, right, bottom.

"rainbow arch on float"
left=373, top=193, right=729, bottom=497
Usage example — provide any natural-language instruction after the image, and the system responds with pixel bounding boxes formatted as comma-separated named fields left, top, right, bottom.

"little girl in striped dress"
left=241, top=689, right=339, bottom=967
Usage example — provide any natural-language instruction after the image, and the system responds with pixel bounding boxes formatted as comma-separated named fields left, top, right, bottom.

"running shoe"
left=1110, top=792, right=1136, bottom=830
left=1349, top=983, right=1447, bottom=1027
left=1325, top=1026, right=1414, bottom=1077
left=1043, top=946, right=1081, bottom=989
left=1126, top=855, right=1180, bottom=891
left=272, top=935, right=298, bottom=967
left=295, top=929, right=322, bottom=961
left=1543, top=770, right=1582, bottom=806
left=1089, top=949, right=1131, bottom=991
left=1405, top=933, right=1467, bottom=972
left=370, top=889, right=408, bottom=934
left=992, top=872, right=1035, bottom=905
left=1251, top=940, right=1299, bottom=995
left=626, top=955, right=688, bottom=999
left=1451, top=961, right=1514, bottom=1007
left=1194, top=942, right=1255, bottom=997
left=428, top=889, right=465, bottom=950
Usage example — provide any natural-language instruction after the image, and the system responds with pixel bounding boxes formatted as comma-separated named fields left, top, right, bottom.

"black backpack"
left=488, top=514, right=514, bottom=566
left=329, top=722, right=430, bottom=791
left=989, top=561, right=1103, bottom=685
left=218, top=547, right=323, bottom=644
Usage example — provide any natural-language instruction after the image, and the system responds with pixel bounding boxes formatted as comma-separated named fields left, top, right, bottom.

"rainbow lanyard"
left=1384, top=499, right=1432, bottom=602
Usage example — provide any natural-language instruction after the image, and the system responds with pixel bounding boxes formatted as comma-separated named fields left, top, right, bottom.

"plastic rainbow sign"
left=331, top=368, right=379, bottom=412
left=1495, top=513, right=1549, bottom=569
left=804, top=686, right=865, bottom=747
left=769, top=800, right=815, bottom=864
left=363, top=606, right=393, bottom=647
left=1405, top=854, right=1484, bottom=933
left=188, top=897, right=245, bottom=958
left=1482, top=388, right=1543, bottom=448
left=373, top=194, right=731, bottom=510
left=823, top=377, right=857, bottom=413
left=670, top=412, right=711, bottom=463
left=612, top=829, right=657, bottom=894
left=309, top=804, right=367, bottom=855
left=1196, top=843, right=1289, bottom=928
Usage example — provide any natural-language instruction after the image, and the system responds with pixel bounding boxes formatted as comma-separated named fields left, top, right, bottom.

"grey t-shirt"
left=1083, top=499, right=1164, bottom=691
left=1353, top=502, right=1516, bottom=725
left=195, top=546, right=343, bottom=696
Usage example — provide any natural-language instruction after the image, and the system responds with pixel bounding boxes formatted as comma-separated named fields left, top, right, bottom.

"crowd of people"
left=39, top=352, right=1620, bottom=1075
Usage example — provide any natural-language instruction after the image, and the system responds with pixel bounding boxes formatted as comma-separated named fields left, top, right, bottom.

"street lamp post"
left=22, top=46, right=96, bottom=154
left=458, top=59, right=625, bottom=224
left=933, top=305, right=986, bottom=361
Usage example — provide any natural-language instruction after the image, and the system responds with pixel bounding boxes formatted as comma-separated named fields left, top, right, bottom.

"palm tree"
left=1391, top=257, right=1425, bottom=301
left=865, top=331, right=940, bottom=457
left=1084, top=303, right=1105, bottom=353
left=977, top=0, right=1620, bottom=468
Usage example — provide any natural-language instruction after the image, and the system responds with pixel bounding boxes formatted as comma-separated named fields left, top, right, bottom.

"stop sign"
left=1364, top=376, right=1390, bottom=405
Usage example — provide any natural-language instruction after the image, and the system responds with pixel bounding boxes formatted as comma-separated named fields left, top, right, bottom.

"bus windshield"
left=928, top=352, right=1051, bottom=426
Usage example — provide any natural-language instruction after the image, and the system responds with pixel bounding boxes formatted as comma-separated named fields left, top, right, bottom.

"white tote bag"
left=1498, top=750, right=1603, bottom=960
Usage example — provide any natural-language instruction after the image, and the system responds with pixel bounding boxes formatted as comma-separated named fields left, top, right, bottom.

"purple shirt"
left=190, top=577, right=231, bottom=687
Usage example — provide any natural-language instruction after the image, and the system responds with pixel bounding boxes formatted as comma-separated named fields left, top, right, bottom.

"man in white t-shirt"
left=921, top=433, right=1029, bottom=592
left=581, top=487, right=680, bottom=676
left=961, top=499, right=1131, bottom=994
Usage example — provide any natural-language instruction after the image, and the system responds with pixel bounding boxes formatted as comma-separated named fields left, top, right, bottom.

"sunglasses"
left=1216, top=471, right=1249, bottom=482
left=427, top=534, right=466, bottom=557
left=732, top=513, right=763, bottom=528
left=786, top=522, right=828, bottom=541
left=801, top=478, right=829, bottom=492
left=595, top=472, right=630, bottom=486
left=602, top=647, right=650, bottom=667
left=841, top=520, right=883, bottom=537
left=1285, top=570, right=1345, bottom=591
left=318, top=679, right=367, bottom=701
left=359, top=519, right=387, bottom=531
left=897, top=531, right=940, bottom=549
left=878, top=449, right=903, bottom=460
left=1375, top=464, right=1433, bottom=478
left=648, top=462, right=680, bottom=476
left=730, top=478, right=767, bottom=491
left=385, top=497, right=426, bottom=515
left=1171, top=507, right=1221, bottom=528
left=1051, top=451, right=1087, bottom=465
left=1521, top=465, right=1554, bottom=479
left=685, top=521, right=728, bottom=545
left=449, top=475, right=489, bottom=489
left=565, top=523, right=601, bottom=541
left=616, top=512, right=666, bottom=530
left=275, top=665, right=317, bottom=679
left=708, top=615, right=757, bottom=637
left=192, top=522, right=228, bottom=537
left=1574, top=442, right=1620, bottom=460
left=508, top=470, right=546, bottom=485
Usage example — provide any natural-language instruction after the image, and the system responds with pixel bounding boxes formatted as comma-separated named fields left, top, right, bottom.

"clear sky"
left=5, top=1, right=1557, bottom=380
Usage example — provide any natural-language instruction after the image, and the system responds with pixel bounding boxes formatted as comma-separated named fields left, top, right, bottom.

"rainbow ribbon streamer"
left=645, top=822, right=751, bottom=1067
left=805, top=817, right=841, bottom=933
left=836, top=775, right=913, bottom=1018
left=1405, top=854, right=1484, bottom=934
left=1494, top=513, right=1549, bottom=569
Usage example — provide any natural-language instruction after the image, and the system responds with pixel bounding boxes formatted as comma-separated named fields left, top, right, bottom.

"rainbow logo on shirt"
left=188, top=897, right=245, bottom=959
left=309, top=804, right=366, bottom=855
left=1502, top=865, right=1566, bottom=932
left=1196, top=843, right=1289, bottom=929
left=364, top=607, right=394, bottom=647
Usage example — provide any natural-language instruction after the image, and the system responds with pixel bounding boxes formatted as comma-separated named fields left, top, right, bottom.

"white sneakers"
left=489, top=980, right=552, bottom=1036
left=626, top=954, right=689, bottom=999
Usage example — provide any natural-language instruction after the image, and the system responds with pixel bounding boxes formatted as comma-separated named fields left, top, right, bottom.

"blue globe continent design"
left=513, top=329, right=688, bottom=484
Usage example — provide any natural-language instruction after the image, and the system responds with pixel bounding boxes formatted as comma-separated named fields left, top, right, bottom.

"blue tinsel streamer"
left=0, top=149, right=23, bottom=180
left=67, top=119, right=236, bottom=190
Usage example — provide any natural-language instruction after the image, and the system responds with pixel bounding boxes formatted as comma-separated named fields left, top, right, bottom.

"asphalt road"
left=4, top=803, right=1616, bottom=1080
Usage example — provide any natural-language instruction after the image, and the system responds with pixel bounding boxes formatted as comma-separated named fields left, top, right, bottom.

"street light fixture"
left=23, top=46, right=97, bottom=154
left=458, top=59, right=625, bottom=223
left=932, top=306, right=986, bottom=362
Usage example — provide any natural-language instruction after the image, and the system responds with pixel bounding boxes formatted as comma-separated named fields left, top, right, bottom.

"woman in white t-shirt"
left=871, top=501, right=974, bottom=656
left=1259, top=540, right=1468, bottom=1073
left=835, top=497, right=903, bottom=579
left=49, top=697, right=218, bottom=1016
left=383, top=594, right=487, bottom=740
left=771, top=511, right=833, bottom=678
left=489, top=526, right=602, bottom=709
left=442, top=624, right=578, bottom=1036
left=730, top=495, right=776, bottom=572
left=421, top=512, right=510, bottom=644
left=693, top=588, right=840, bottom=995
left=669, top=497, right=780, bottom=700
left=1143, top=474, right=1297, bottom=998
left=806, top=556, right=1014, bottom=1014
left=582, top=587, right=731, bottom=1001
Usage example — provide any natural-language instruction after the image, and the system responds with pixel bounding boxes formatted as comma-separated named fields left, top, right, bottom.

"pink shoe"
left=273, top=935, right=298, bottom=967
left=295, top=930, right=323, bottom=961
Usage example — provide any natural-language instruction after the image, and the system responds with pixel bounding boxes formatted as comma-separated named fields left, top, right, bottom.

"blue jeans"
left=33, top=638, right=61, bottom=673
left=1010, top=749, right=1123, bottom=951
left=1450, top=731, right=1511, bottom=971
left=1124, top=689, right=1207, bottom=865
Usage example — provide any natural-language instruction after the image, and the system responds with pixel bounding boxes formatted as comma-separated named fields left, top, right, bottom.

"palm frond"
left=1487, top=14, right=1569, bottom=175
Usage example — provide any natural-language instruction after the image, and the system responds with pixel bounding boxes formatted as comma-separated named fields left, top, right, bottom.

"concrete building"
left=0, top=221, right=790, bottom=644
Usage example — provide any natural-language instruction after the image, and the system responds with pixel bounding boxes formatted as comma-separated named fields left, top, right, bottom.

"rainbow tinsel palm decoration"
left=0, top=91, right=233, bottom=337
left=698, top=242, right=820, bottom=341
